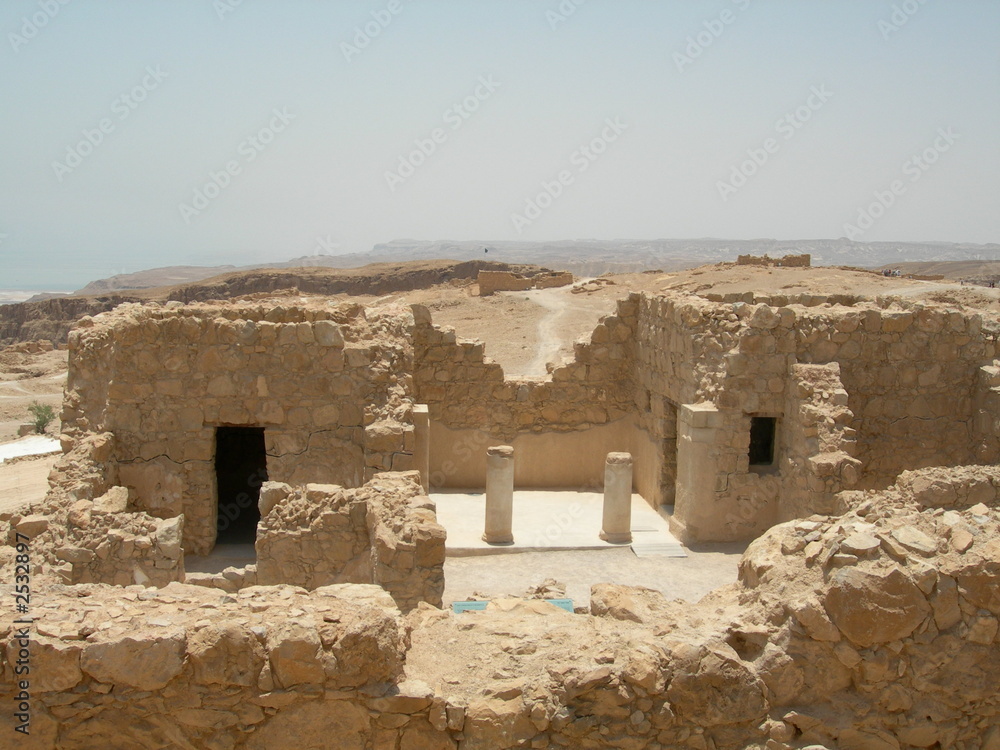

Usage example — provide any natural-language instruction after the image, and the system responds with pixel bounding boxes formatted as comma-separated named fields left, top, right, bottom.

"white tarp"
left=0, top=435, right=61, bottom=463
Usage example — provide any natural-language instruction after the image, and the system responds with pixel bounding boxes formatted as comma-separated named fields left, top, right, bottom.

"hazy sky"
left=1, top=0, right=998, bottom=289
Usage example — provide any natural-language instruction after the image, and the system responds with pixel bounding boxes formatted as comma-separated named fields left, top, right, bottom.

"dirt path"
left=520, top=284, right=616, bottom=377
left=523, top=289, right=566, bottom=377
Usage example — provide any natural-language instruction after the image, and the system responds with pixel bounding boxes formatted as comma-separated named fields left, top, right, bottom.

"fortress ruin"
left=2, top=281, right=1000, bottom=748
left=50, top=286, right=1000, bottom=560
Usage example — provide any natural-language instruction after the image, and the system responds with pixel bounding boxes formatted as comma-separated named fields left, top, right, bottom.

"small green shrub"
left=27, top=401, right=56, bottom=434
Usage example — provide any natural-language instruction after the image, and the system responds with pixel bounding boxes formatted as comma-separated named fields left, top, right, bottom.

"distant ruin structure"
left=736, top=253, right=811, bottom=267
left=478, top=269, right=574, bottom=295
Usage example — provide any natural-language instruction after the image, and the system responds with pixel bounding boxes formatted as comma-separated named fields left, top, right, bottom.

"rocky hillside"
left=0, top=260, right=544, bottom=346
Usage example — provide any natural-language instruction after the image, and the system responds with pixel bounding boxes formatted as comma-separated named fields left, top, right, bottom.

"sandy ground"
left=0, top=454, right=57, bottom=514
left=0, top=348, right=66, bottom=442
left=371, top=264, right=1000, bottom=377
left=657, top=264, right=1000, bottom=312
left=443, top=543, right=745, bottom=609
left=384, top=276, right=636, bottom=376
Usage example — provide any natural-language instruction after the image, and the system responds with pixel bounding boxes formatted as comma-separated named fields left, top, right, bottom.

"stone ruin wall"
left=61, top=301, right=418, bottom=555
left=477, top=270, right=575, bottom=296
left=634, top=291, right=1000, bottom=542
left=0, top=299, right=446, bottom=611
left=532, top=271, right=576, bottom=290
left=412, top=287, right=1000, bottom=536
left=251, top=472, right=445, bottom=612
left=1, top=431, right=445, bottom=612
left=478, top=271, right=533, bottom=295
left=411, top=298, right=637, bottom=488
left=0, top=432, right=187, bottom=589
left=4, top=464, right=1000, bottom=749
left=3, top=290, right=1000, bottom=748
left=736, top=253, right=811, bottom=268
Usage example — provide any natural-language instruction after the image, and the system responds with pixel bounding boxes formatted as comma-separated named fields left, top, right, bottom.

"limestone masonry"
left=478, top=270, right=575, bottom=296
left=2, top=277, right=1000, bottom=748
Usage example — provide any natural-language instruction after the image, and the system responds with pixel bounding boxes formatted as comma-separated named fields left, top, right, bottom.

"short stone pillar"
left=412, top=405, right=430, bottom=494
left=483, top=445, right=514, bottom=544
left=600, top=452, right=633, bottom=543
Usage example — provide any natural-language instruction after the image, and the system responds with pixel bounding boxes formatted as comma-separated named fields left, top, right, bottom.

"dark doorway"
left=215, top=426, right=268, bottom=545
left=749, top=416, right=777, bottom=467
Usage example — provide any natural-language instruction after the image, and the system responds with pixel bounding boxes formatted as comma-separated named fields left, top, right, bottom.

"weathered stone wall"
left=61, top=301, right=416, bottom=555
left=0, top=583, right=411, bottom=749
left=477, top=270, right=574, bottom=295
left=4, top=466, right=999, bottom=749
left=777, top=362, right=861, bottom=522
left=412, top=298, right=637, bottom=443
left=634, top=294, right=728, bottom=508
left=254, top=473, right=446, bottom=612
left=1, top=434, right=183, bottom=587
left=791, top=302, right=996, bottom=487
left=533, top=271, right=575, bottom=289
left=641, top=291, right=1000, bottom=540
left=972, top=359, right=1000, bottom=463
left=477, top=271, right=533, bottom=295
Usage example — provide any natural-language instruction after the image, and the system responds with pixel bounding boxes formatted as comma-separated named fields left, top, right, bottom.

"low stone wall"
left=477, top=271, right=533, bottom=296
left=254, top=472, right=446, bottom=612
left=1, top=433, right=183, bottom=588
left=0, top=583, right=410, bottom=749
left=477, top=270, right=574, bottom=295
left=4, top=339, right=56, bottom=354
left=533, top=271, right=574, bottom=289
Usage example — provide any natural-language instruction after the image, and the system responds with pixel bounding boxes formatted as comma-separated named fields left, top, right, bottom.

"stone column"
left=483, top=445, right=514, bottom=544
left=600, top=452, right=633, bottom=543
left=412, top=405, right=430, bottom=494
left=673, top=402, right=724, bottom=543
